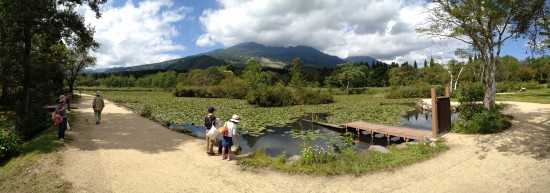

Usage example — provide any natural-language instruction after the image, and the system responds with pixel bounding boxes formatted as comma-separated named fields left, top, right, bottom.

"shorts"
left=222, top=136, right=233, bottom=147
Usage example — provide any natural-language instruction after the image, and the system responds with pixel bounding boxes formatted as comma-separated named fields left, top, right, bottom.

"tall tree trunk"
left=483, top=50, right=497, bottom=110
left=454, top=66, right=464, bottom=91
left=21, top=29, right=31, bottom=116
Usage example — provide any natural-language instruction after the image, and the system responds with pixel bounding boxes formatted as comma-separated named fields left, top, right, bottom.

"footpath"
left=61, top=95, right=550, bottom=192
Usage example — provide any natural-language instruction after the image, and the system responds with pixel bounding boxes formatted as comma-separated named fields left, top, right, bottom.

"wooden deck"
left=343, top=121, right=432, bottom=141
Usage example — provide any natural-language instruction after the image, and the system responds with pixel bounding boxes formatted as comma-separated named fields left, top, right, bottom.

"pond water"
left=398, top=110, right=459, bottom=130
left=169, top=111, right=458, bottom=157
left=170, top=119, right=402, bottom=157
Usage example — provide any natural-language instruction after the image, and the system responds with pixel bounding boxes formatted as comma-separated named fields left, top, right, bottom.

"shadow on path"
left=475, top=103, right=550, bottom=160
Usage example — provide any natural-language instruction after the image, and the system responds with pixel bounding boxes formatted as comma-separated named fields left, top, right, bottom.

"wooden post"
left=445, top=86, right=451, bottom=98
left=431, top=88, right=439, bottom=138
left=370, top=131, right=374, bottom=145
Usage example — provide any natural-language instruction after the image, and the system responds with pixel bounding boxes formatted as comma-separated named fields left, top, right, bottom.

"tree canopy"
left=417, top=0, right=550, bottom=109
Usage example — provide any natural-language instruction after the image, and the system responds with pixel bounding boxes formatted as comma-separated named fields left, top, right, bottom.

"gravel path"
left=61, top=95, right=550, bottom=193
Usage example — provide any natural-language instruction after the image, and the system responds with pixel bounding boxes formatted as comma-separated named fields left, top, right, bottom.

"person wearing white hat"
left=55, top=95, right=69, bottom=141
left=92, top=91, right=105, bottom=124
left=221, top=114, right=240, bottom=161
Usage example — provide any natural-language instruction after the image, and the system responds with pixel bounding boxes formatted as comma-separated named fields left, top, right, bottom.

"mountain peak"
left=206, top=42, right=345, bottom=68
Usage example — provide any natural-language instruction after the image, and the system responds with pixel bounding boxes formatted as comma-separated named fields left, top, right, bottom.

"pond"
left=169, top=111, right=458, bottom=157
left=398, top=110, right=459, bottom=130
left=170, top=119, right=403, bottom=157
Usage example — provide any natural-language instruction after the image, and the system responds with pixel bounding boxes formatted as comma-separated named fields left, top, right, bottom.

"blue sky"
left=79, top=0, right=541, bottom=69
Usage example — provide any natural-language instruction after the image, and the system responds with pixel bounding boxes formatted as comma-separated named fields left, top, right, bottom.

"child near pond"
left=204, top=107, right=219, bottom=155
left=222, top=114, right=240, bottom=161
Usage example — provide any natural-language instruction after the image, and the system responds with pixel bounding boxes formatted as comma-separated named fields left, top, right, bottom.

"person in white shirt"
left=221, top=114, right=240, bottom=161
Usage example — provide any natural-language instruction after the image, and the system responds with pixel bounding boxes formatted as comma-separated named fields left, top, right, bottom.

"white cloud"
left=197, top=0, right=462, bottom=65
left=81, top=0, right=191, bottom=68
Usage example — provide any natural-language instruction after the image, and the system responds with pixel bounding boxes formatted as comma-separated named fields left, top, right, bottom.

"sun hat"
left=230, top=114, right=240, bottom=123
left=96, top=91, right=101, bottom=96
left=58, top=95, right=66, bottom=102
left=208, top=106, right=216, bottom=113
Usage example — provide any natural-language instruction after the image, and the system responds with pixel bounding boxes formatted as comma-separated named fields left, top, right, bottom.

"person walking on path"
left=93, top=91, right=105, bottom=124
left=204, top=107, right=219, bottom=155
left=221, top=114, right=240, bottom=161
left=55, top=95, right=69, bottom=141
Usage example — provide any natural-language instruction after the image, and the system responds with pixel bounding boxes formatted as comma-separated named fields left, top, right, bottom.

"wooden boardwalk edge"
left=343, top=121, right=431, bottom=141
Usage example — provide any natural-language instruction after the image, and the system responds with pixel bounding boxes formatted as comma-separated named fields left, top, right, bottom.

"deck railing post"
left=431, top=88, right=439, bottom=138
left=445, top=86, right=451, bottom=98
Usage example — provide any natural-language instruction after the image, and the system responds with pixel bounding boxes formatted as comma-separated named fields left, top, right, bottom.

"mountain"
left=88, top=42, right=378, bottom=73
left=204, top=42, right=346, bottom=68
left=344, top=56, right=379, bottom=65
left=102, top=55, right=227, bottom=73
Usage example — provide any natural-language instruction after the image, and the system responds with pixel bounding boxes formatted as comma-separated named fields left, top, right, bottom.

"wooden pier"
left=343, top=121, right=432, bottom=141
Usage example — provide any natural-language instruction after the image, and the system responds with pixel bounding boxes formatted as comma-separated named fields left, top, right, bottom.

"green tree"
left=52, top=45, right=96, bottom=94
left=418, top=0, right=549, bottom=109
left=242, top=59, right=271, bottom=89
left=496, top=55, right=520, bottom=82
left=429, top=58, right=435, bottom=67
left=289, top=58, right=305, bottom=87
left=0, top=0, right=106, bottom=115
left=335, top=65, right=366, bottom=92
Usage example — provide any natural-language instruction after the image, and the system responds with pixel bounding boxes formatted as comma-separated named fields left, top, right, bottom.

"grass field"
left=0, top=127, right=70, bottom=192
left=496, top=88, right=550, bottom=104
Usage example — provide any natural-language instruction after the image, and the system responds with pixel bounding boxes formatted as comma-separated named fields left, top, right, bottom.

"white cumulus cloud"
left=197, top=0, right=462, bottom=65
left=81, top=0, right=191, bottom=68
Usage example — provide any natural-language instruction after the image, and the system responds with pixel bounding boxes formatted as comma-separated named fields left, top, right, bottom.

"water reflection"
left=170, top=120, right=400, bottom=157
left=398, top=110, right=459, bottom=130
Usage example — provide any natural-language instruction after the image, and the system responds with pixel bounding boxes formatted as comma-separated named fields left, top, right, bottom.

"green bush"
left=458, top=82, right=485, bottom=103
left=217, top=78, right=250, bottom=99
left=386, top=82, right=445, bottom=99
left=347, top=88, right=367, bottom=94
left=293, top=88, right=334, bottom=105
left=173, top=78, right=250, bottom=99
left=173, top=87, right=218, bottom=98
left=246, top=83, right=295, bottom=107
left=453, top=104, right=511, bottom=134
left=15, top=107, right=52, bottom=140
left=0, top=129, right=21, bottom=160
left=141, top=105, right=152, bottom=118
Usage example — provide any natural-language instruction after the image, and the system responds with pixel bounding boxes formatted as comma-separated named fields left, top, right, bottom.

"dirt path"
left=62, top=95, right=550, bottom=193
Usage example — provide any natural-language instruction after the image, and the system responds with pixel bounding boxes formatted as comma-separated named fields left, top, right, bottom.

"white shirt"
left=225, top=121, right=238, bottom=137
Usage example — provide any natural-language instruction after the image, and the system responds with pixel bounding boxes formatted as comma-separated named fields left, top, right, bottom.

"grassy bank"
left=238, top=141, right=448, bottom=175
left=0, top=127, right=70, bottom=192
left=496, top=88, right=550, bottom=104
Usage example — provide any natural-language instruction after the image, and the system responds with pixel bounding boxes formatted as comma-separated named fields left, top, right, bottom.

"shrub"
left=452, top=104, right=511, bottom=134
left=173, top=78, right=250, bottom=99
left=173, top=87, right=218, bottom=98
left=0, top=129, right=21, bottom=160
left=246, top=83, right=295, bottom=107
left=217, top=77, right=250, bottom=99
left=293, top=88, right=334, bottom=105
left=141, top=105, right=152, bottom=118
left=15, top=107, right=52, bottom=140
left=458, top=82, right=484, bottom=103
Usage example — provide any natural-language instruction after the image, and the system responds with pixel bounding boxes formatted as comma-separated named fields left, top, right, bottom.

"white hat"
left=58, top=95, right=66, bottom=102
left=230, top=114, right=240, bottom=123
left=96, top=91, right=101, bottom=96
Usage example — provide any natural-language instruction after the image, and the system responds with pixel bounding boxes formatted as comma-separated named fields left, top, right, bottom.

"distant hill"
left=344, top=56, right=379, bottom=65
left=102, top=55, right=228, bottom=73
left=204, top=42, right=346, bottom=68
left=86, top=42, right=379, bottom=73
